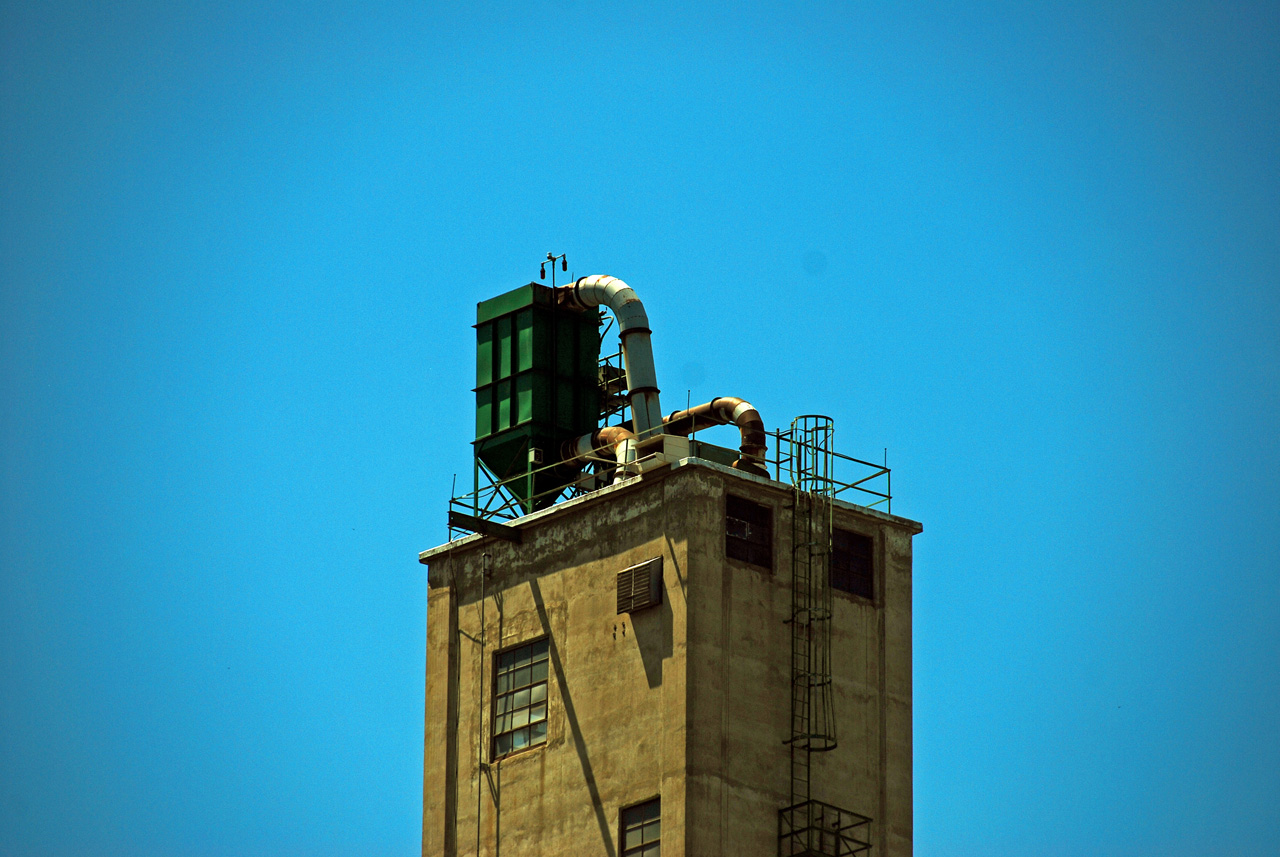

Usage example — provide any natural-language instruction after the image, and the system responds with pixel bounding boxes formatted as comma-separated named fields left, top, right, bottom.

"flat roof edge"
left=417, top=456, right=922, bottom=569
left=669, top=457, right=923, bottom=533
left=418, top=467, right=654, bottom=565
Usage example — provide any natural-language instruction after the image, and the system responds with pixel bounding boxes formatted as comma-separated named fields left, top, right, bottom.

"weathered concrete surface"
left=420, top=460, right=921, bottom=857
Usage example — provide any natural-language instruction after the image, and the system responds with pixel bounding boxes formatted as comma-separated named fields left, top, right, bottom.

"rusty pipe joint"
left=663, top=396, right=769, bottom=478
left=560, top=425, right=638, bottom=484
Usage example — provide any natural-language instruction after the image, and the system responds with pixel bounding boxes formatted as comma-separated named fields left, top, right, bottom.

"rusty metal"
left=662, top=396, right=769, bottom=477
left=560, top=425, right=636, bottom=464
left=560, top=425, right=638, bottom=485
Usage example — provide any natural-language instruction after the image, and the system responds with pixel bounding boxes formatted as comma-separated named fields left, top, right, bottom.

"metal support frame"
left=448, top=456, right=603, bottom=541
left=447, top=343, right=636, bottom=541
left=450, top=340, right=893, bottom=545
left=778, top=799, right=872, bottom=857
left=447, top=423, right=893, bottom=545
left=447, top=511, right=522, bottom=543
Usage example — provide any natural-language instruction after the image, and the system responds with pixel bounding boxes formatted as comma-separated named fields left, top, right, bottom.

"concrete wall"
left=682, top=468, right=917, bottom=857
left=421, top=461, right=920, bottom=857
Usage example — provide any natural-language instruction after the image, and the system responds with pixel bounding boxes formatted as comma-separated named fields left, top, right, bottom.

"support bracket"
left=447, top=511, right=523, bottom=543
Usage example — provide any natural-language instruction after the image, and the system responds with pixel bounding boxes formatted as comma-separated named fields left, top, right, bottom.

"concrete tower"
left=420, top=275, right=921, bottom=856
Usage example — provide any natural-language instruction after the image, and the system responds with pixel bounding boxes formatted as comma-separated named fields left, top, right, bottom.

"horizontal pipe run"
left=663, top=396, right=769, bottom=478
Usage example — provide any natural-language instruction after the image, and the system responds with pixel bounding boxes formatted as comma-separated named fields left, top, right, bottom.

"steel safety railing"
left=767, top=427, right=891, bottom=515
left=447, top=419, right=893, bottom=541
left=447, top=446, right=655, bottom=541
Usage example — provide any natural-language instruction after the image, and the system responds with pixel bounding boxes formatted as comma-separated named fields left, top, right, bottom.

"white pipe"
left=563, top=275, right=664, bottom=440
left=561, top=426, right=638, bottom=483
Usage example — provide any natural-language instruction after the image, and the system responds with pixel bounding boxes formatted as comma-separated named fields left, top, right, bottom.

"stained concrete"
left=420, top=459, right=922, bottom=857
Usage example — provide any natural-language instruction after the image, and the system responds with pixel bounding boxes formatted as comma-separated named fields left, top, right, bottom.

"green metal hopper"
left=473, top=283, right=601, bottom=513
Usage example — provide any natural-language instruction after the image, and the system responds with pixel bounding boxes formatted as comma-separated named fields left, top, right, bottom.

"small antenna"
left=539, top=252, right=568, bottom=288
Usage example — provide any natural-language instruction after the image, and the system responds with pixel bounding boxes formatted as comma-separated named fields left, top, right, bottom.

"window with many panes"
left=620, top=797, right=660, bottom=857
left=492, top=638, right=549, bottom=758
left=831, top=528, right=874, bottom=600
left=726, top=495, right=772, bottom=569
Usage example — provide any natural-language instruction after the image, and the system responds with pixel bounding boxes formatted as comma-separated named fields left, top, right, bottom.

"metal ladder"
left=784, top=417, right=838, bottom=812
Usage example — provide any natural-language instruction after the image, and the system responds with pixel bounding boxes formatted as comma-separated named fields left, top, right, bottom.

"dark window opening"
left=726, top=495, right=772, bottom=569
left=492, top=638, right=549, bottom=758
left=831, top=529, right=874, bottom=600
left=621, top=797, right=660, bottom=857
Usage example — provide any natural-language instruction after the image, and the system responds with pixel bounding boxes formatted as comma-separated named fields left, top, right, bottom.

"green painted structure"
left=473, top=283, right=602, bottom=512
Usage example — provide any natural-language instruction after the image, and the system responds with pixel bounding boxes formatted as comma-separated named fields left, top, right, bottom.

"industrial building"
left=420, top=267, right=922, bottom=856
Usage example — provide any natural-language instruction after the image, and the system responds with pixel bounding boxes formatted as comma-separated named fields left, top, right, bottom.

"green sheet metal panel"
left=476, top=386, right=493, bottom=438
left=516, top=374, right=535, bottom=425
left=473, top=282, right=602, bottom=512
left=516, top=308, right=534, bottom=373
left=496, top=316, right=513, bottom=381
left=495, top=379, right=512, bottom=431
left=577, top=322, right=598, bottom=376
left=556, top=378, right=574, bottom=431
left=476, top=283, right=538, bottom=324
left=477, top=323, right=494, bottom=387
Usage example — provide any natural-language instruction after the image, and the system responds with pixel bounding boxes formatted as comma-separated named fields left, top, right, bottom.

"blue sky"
left=2, top=2, right=1277, bottom=855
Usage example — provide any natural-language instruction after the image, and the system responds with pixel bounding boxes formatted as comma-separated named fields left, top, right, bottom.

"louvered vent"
left=617, top=557, right=663, bottom=614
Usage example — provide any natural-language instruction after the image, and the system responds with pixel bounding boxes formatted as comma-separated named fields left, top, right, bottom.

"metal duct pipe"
left=560, top=275, right=664, bottom=439
left=560, top=425, right=636, bottom=464
left=663, top=397, right=770, bottom=478
left=560, top=426, right=638, bottom=484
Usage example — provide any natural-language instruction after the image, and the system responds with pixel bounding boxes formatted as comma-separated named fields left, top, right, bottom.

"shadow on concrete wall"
left=630, top=584, right=672, bottom=689
left=529, top=577, right=618, bottom=857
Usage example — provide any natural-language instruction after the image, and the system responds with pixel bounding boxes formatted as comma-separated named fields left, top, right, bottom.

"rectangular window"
left=617, top=557, right=663, bottom=614
left=831, top=528, right=874, bottom=600
left=620, top=797, right=660, bottom=857
left=726, top=495, right=772, bottom=569
left=493, top=638, right=549, bottom=758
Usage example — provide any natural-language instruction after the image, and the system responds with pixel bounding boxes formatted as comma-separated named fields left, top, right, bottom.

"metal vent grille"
left=617, top=557, right=663, bottom=614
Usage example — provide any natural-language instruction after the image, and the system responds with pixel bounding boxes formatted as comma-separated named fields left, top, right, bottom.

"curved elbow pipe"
left=560, top=425, right=636, bottom=464
left=663, top=397, right=769, bottom=478
left=561, top=426, right=638, bottom=484
left=560, top=276, right=663, bottom=440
